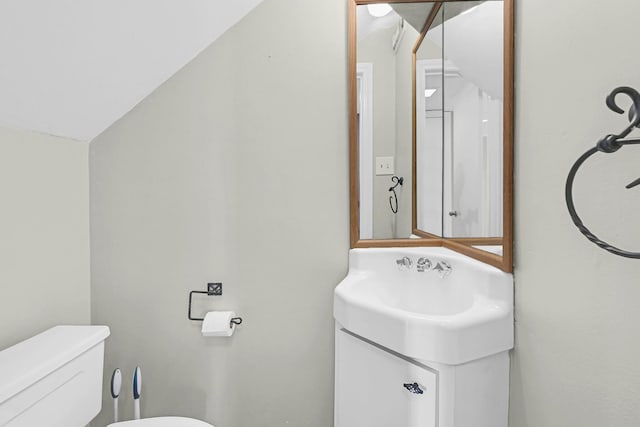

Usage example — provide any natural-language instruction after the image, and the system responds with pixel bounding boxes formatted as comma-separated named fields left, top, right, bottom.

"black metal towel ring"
left=389, top=175, right=403, bottom=214
left=565, top=86, right=640, bottom=258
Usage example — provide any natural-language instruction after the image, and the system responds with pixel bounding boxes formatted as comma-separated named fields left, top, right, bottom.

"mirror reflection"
left=356, top=3, right=434, bottom=240
left=415, top=1, right=504, bottom=241
left=350, top=0, right=513, bottom=271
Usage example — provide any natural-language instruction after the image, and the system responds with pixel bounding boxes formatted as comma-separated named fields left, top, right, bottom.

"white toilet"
left=0, top=326, right=213, bottom=427
left=108, top=417, right=212, bottom=426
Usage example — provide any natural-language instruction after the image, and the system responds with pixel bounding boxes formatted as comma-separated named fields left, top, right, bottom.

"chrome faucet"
left=432, top=261, right=452, bottom=278
left=396, top=256, right=412, bottom=270
left=416, top=257, right=432, bottom=272
left=396, top=256, right=452, bottom=277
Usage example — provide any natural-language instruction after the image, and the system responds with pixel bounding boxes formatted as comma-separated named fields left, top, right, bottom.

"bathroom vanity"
left=337, top=0, right=515, bottom=425
left=334, top=248, right=512, bottom=426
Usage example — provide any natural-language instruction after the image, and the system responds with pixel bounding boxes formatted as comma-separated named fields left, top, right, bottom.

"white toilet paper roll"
left=201, top=311, right=236, bottom=337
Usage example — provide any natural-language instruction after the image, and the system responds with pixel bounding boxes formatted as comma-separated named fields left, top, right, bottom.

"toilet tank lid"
left=0, top=325, right=110, bottom=404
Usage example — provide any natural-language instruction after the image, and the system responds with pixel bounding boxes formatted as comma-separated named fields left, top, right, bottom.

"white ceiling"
left=0, top=0, right=264, bottom=141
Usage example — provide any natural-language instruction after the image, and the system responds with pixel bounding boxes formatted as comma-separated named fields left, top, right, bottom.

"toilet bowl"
left=108, top=416, right=213, bottom=426
left=0, top=326, right=214, bottom=427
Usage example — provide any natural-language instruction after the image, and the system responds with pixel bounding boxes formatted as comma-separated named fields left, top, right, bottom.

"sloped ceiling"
left=0, top=0, right=264, bottom=142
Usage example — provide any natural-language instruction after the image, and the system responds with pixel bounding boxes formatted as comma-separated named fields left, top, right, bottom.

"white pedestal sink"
left=334, top=247, right=513, bottom=427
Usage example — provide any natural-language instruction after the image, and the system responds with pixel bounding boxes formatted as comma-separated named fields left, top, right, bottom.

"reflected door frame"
left=357, top=63, right=374, bottom=239
left=416, top=59, right=455, bottom=236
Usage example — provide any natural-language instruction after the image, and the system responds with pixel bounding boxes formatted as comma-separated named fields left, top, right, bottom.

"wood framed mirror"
left=348, top=0, right=514, bottom=272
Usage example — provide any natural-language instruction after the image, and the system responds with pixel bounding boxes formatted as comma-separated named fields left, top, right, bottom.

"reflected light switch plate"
left=375, top=156, right=394, bottom=176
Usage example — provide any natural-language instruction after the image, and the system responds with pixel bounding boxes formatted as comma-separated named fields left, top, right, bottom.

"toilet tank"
left=0, top=325, right=110, bottom=427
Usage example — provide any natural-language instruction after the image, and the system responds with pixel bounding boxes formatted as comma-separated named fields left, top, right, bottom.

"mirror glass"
left=350, top=0, right=513, bottom=271
left=356, top=3, right=434, bottom=240
left=415, top=5, right=444, bottom=237
left=415, top=1, right=504, bottom=244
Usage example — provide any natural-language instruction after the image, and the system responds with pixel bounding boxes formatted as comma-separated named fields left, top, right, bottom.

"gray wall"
left=83, top=0, right=640, bottom=426
left=0, top=126, right=90, bottom=350
left=89, top=0, right=348, bottom=426
left=510, top=0, right=640, bottom=426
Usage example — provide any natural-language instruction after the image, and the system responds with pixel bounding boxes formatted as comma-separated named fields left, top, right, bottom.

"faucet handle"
left=432, top=261, right=452, bottom=278
left=396, top=256, right=412, bottom=270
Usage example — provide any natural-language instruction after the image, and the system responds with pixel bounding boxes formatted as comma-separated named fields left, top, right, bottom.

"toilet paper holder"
left=188, top=283, right=243, bottom=326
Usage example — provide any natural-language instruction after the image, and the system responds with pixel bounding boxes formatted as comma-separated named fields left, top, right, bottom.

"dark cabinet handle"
left=403, top=382, right=424, bottom=394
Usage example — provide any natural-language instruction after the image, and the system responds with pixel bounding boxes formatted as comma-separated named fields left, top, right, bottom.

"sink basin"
left=334, top=247, right=513, bottom=365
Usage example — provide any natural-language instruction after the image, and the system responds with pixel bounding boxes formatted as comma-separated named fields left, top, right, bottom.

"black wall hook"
left=389, top=176, right=403, bottom=214
left=565, top=86, right=640, bottom=258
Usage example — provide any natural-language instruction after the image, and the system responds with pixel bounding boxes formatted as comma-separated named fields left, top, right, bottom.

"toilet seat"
left=107, top=416, right=214, bottom=427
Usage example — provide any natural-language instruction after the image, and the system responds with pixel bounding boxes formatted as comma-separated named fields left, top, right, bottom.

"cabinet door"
left=335, top=328, right=438, bottom=427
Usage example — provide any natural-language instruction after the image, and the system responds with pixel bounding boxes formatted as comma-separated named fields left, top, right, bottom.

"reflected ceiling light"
left=424, top=89, right=437, bottom=98
left=367, top=3, right=392, bottom=17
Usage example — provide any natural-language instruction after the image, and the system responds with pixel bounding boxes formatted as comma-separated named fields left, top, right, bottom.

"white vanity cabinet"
left=335, top=324, right=510, bottom=427
left=335, top=328, right=438, bottom=427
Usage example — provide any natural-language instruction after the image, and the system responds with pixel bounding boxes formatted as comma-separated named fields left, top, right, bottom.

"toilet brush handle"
left=134, top=398, right=140, bottom=420
left=110, top=369, right=121, bottom=423
left=133, top=367, right=142, bottom=420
